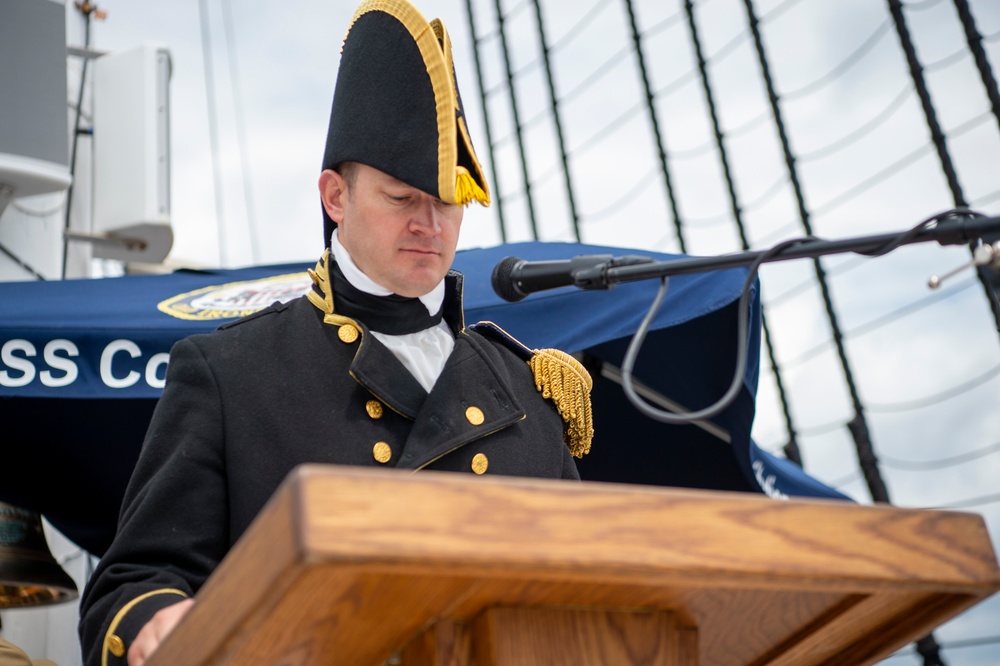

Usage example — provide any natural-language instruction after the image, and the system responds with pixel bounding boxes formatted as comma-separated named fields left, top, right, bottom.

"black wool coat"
left=77, top=266, right=581, bottom=666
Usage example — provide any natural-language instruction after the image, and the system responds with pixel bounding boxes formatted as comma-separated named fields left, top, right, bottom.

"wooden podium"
left=147, top=465, right=1000, bottom=666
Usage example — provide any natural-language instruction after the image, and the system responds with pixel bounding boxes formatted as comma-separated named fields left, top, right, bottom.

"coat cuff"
left=103, top=589, right=189, bottom=665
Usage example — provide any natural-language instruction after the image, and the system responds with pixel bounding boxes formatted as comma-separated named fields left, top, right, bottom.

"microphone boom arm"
left=574, top=211, right=1000, bottom=289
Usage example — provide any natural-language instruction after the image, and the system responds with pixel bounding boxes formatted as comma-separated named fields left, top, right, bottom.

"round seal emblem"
left=157, top=272, right=312, bottom=321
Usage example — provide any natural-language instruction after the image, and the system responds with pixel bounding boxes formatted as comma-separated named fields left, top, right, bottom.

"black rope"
left=524, top=20, right=695, bottom=166
left=687, top=0, right=803, bottom=467
left=950, top=0, right=1000, bottom=332
left=743, top=0, right=883, bottom=507
left=530, top=0, right=581, bottom=242
left=683, top=0, right=745, bottom=248
left=885, top=632, right=1000, bottom=660
left=915, top=635, right=947, bottom=666
left=61, top=9, right=93, bottom=279
left=623, top=0, right=686, bottom=253
left=891, top=0, right=1000, bottom=335
left=953, top=0, right=1000, bottom=137
left=887, top=0, right=965, bottom=205
left=0, top=241, right=46, bottom=281
left=763, top=315, right=802, bottom=465
left=464, top=0, right=508, bottom=242
left=744, top=208, right=984, bottom=508
left=492, top=0, right=540, bottom=239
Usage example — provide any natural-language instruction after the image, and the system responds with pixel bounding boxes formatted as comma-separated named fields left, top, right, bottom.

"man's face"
left=320, top=163, right=464, bottom=297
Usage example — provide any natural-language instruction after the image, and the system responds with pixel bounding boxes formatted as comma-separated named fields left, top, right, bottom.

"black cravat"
left=328, top=260, right=444, bottom=335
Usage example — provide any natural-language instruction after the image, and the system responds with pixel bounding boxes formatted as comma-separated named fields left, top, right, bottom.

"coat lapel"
left=402, top=334, right=526, bottom=469
left=346, top=329, right=526, bottom=469
left=400, top=334, right=525, bottom=468
left=349, top=331, right=427, bottom=419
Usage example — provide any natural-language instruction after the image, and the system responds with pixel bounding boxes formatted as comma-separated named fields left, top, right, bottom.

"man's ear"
left=319, top=169, right=347, bottom=223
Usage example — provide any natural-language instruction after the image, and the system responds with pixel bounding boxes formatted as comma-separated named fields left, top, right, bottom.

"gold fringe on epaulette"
left=529, top=349, right=594, bottom=458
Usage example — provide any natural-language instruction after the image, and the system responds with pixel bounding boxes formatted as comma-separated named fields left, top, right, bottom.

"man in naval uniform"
left=77, top=1, right=593, bottom=665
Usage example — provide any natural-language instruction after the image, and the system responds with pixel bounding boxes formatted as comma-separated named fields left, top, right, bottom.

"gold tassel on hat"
left=528, top=348, right=594, bottom=458
left=455, top=166, right=489, bottom=207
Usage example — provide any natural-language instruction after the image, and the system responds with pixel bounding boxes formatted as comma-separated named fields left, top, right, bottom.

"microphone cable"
left=618, top=207, right=994, bottom=424
left=619, top=236, right=812, bottom=424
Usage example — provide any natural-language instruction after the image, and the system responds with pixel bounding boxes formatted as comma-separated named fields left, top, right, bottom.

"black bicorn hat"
left=321, top=0, right=491, bottom=247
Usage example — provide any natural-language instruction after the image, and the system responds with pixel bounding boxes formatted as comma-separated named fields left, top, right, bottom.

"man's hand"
left=127, top=598, right=195, bottom=666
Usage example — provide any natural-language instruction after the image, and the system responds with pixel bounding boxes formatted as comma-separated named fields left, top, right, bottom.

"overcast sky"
left=28, top=0, right=1000, bottom=662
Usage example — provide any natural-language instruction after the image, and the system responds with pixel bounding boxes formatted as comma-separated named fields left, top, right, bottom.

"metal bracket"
left=63, top=229, right=148, bottom=252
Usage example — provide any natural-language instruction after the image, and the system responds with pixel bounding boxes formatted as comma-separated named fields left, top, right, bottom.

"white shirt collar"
left=330, top=228, right=445, bottom=317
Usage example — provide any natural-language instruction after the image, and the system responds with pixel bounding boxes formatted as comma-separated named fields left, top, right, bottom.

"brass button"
left=365, top=400, right=383, bottom=419
left=338, top=324, right=359, bottom=343
left=373, top=441, right=392, bottom=463
left=107, top=635, right=126, bottom=658
left=465, top=406, right=485, bottom=426
left=471, top=453, right=489, bottom=474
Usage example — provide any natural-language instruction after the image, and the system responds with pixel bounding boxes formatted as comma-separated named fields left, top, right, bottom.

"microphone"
left=490, top=254, right=614, bottom=302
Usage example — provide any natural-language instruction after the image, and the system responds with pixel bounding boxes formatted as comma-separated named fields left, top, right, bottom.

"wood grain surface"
left=146, top=464, right=1000, bottom=666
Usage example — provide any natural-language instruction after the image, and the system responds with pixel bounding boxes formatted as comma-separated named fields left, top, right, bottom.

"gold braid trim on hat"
left=529, top=349, right=594, bottom=458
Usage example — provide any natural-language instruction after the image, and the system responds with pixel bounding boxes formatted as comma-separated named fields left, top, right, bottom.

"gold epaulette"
left=528, top=348, right=594, bottom=458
